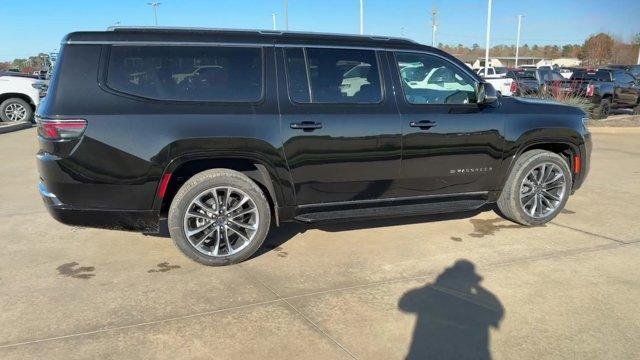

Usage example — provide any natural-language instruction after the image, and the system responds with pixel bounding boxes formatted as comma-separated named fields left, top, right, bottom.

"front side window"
left=106, top=46, right=263, bottom=102
left=396, top=52, right=477, bottom=105
left=284, top=47, right=382, bottom=104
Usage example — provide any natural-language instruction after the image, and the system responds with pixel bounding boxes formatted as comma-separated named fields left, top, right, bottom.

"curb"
left=588, top=127, right=640, bottom=134
left=0, top=122, right=33, bottom=134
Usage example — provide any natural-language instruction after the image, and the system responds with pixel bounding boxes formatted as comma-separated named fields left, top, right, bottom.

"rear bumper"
left=39, top=182, right=159, bottom=232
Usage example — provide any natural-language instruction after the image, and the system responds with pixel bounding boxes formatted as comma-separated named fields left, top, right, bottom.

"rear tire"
left=591, top=98, right=611, bottom=120
left=168, top=169, right=271, bottom=266
left=497, top=150, right=572, bottom=226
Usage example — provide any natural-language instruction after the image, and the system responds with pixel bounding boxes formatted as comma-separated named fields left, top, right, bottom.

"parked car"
left=475, top=67, right=514, bottom=96
left=37, top=28, right=591, bottom=266
left=0, top=71, right=45, bottom=122
left=506, top=68, right=565, bottom=96
left=563, top=69, right=640, bottom=118
left=476, top=66, right=508, bottom=78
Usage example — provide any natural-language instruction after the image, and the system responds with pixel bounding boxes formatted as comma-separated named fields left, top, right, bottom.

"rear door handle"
left=409, top=120, right=437, bottom=129
left=290, top=121, right=323, bottom=131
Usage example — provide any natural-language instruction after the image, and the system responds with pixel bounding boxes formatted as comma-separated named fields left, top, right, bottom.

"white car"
left=0, top=72, right=44, bottom=122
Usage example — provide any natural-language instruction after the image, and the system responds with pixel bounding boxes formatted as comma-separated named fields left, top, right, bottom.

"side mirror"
left=477, top=82, right=498, bottom=105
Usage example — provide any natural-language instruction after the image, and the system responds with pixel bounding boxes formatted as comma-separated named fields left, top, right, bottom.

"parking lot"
left=0, top=127, right=639, bottom=359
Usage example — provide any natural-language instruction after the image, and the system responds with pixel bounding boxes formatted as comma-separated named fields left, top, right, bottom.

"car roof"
left=63, top=26, right=425, bottom=51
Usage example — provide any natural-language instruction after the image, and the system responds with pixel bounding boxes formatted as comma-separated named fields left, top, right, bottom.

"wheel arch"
left=0, top=93, right=36, bottom=109
left=155, top=154, right=285, bottom=226
left=499, top=137, right=581, bottom=194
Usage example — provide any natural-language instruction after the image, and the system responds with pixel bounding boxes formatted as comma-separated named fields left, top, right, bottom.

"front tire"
left=497, top=150, right=572, bottom=226
left=168, top=169, right=271, bottom=266
left=0, top=98, right=33, bottom=123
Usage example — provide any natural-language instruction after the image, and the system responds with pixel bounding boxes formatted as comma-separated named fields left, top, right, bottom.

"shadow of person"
left=399, top=260, right=504, bottom=360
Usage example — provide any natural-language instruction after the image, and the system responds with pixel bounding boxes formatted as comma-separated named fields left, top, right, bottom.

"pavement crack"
left=550, top=222, right=626, bottom=244
left=238, top=264, right=359, bottom=360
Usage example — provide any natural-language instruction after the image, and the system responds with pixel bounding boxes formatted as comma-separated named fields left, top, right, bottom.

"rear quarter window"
left=105, top=45, right=263, bottom=102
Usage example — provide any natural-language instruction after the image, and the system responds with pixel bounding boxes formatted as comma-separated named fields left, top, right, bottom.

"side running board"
left=294, top=199, right=486, bottom=223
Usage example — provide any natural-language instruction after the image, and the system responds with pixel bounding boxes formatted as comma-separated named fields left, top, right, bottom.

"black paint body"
left=36, top=28, right=591, bottom=231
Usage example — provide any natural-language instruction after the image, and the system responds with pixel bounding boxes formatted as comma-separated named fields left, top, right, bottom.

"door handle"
left=409, top=120, right=437, bottom=129
left=290, top=121, right=323, bottom=131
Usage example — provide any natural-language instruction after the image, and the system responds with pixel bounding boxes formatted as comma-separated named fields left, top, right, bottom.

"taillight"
left=586, top=84, right=595, bottom=97
left=36, top=118, right=87, bottom=140
left=510, top=81, right=518, bottom=93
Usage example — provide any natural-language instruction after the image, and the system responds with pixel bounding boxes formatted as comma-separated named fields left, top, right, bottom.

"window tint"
left=107, top=46, right=262, bottom=102
left=396, top=52, right=477, bottom=105
left=615, top=72, right=635, bottom=83
left=284, top=48, right=382, bottom=104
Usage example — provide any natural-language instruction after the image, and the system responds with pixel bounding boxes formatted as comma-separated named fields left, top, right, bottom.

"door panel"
left=390, top=51, right=505, bottom=197
left=276, top=47, right=402, bottom=205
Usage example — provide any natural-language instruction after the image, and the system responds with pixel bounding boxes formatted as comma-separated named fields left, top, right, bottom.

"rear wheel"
left=0, top=98, right=32, bottom=123
left=591, top=98, right=611, bottom=120
left=497, top=150, right=572, bottom=226
left=168, top=169, right=271, bottom=266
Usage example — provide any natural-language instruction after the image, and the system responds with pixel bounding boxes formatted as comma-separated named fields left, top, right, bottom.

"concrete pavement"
left=0, top=128, right=638, bottom=359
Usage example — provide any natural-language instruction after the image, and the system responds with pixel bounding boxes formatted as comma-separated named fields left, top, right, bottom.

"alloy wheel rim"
left=519, top=162, right=566, bottom=218
left=183, top=187, right=259, bottom=257
left=4, top=103, right=27, bottom=122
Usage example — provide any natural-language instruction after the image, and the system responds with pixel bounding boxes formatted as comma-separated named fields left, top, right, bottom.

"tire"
left=0, top=98, right=33, bottom=123
left=497, top=150, right=572, bottom=226
left=633, top=105, right=640, bottom=115
left=168, top=169, right=271, bottom=266
left=591, top=98, right=611, bottom=120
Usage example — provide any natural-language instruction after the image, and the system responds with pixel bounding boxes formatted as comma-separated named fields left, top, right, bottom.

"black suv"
left=37, top=27, right=591, bottom=266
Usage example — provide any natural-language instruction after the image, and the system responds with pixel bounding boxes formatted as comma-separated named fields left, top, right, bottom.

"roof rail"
left=106, top=26, right=418, bottom=44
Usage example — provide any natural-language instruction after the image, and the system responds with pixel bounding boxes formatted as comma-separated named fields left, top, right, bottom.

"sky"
left=0, top=0, right=639, bottom=61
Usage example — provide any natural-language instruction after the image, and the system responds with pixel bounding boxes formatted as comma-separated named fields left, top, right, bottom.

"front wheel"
left=497, top=150, right=572, bottom=226
left=0, top=98, right=33, bottom=123
left=168, top=169, right=271, bottom=266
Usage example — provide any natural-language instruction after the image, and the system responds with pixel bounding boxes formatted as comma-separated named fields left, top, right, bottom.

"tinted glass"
left=574, top=70, right=611, bottom=81
left=396, top=52, right=477, bottom=105
left=285, top=48, right=382, bottom=104
left=107, top=46, right=263, bottom=102
left=284, top=48, right=311, bottom=103
left=615, top=72, right=635, bottom=83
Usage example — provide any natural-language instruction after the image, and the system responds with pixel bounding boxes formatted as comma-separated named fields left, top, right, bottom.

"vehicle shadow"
left=147, top=205, right=495, bottom=260
left=399, top=259, right=504, bottom=360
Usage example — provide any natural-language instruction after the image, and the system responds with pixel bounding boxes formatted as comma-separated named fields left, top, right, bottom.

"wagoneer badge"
left=450, top=167, right=493, bottom=174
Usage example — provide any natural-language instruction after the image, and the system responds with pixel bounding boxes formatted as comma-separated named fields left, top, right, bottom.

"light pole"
left=431, top=8, right=437, bottom=47
left=284, top=0, right=289, bottom=30
left=147, top=2, right=161, bottom=26
left=484, top=0, right=493, bottom=75
left=515, top=15, right=523, bottom=68
left=359, top=0, right=364, bottom=35
left=272, top=13, right=277, bottom=30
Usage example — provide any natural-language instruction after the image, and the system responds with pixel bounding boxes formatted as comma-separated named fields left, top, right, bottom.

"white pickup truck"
left=0, top=72, right=45, bottom=122
left=476, top=67, right=515, bottom=96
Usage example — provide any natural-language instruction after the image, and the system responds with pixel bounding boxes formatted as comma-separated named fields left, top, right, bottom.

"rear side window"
left=106, top=46, right=263, bottom=102
left=284, top=47, right=382, bottom=104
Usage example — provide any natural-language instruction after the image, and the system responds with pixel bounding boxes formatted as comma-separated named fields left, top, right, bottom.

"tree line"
left=439, top=32, right=639, bottom=66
